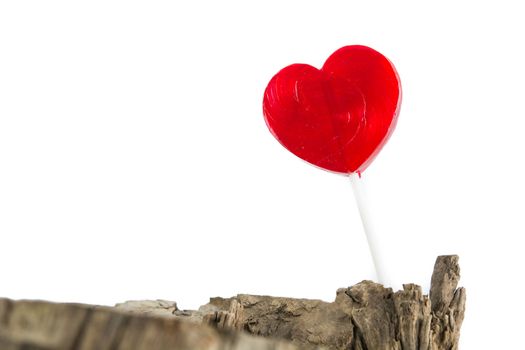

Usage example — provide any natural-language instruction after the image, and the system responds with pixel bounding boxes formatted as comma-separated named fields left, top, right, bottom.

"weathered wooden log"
left=0, top=255, right=465, bottom=350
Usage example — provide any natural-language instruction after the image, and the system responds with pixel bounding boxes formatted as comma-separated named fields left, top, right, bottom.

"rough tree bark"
left=0, top=255, right=465, bottom=350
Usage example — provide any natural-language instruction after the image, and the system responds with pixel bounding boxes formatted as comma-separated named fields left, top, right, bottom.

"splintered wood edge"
left=0, top=255, right=465, bottom=350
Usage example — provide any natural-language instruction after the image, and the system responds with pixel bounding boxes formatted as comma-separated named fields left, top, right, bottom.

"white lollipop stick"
left=349, top=172, right=387, bottom=285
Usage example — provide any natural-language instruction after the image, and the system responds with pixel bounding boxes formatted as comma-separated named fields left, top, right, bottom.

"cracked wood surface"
left=0, top=255, right=465, bottom=350
left=0, top=300, right=313, bottom=350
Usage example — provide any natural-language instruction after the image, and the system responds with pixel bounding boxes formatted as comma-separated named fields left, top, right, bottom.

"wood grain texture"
left=0, top=255, right=465, bottom=350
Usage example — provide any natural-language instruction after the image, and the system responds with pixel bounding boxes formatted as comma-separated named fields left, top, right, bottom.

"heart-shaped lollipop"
left=263, top=45, right=401, bottom=174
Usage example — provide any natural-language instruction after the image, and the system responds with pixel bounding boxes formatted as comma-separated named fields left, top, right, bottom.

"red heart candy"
left=263, top=45, right=401, bottom=174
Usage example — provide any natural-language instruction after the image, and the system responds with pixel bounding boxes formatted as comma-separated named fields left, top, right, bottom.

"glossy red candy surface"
left=263, top=45, right=401, bottom=174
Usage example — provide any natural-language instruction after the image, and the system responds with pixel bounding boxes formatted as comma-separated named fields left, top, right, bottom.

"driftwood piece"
left=0, top=255, right=465, bottom=350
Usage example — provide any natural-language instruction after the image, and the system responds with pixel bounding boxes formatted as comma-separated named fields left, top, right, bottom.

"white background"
left=1, top=1, right=523, bottom=348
